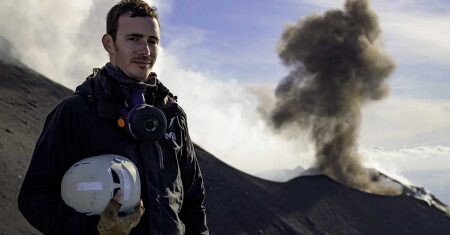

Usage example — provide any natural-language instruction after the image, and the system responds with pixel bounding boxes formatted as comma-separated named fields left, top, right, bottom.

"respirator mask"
left=117, top=89, right=167, bottom=142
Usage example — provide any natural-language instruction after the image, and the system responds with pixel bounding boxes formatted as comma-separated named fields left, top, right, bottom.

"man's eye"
left=128, top=38, right=139, bottom=41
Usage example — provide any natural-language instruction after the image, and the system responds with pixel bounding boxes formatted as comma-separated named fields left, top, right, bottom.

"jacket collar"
left=74, top=65, right=171, bottom=119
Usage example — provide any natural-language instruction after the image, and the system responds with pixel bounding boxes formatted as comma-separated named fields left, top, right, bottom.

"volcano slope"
left=1, top=58, right=450, bottom=235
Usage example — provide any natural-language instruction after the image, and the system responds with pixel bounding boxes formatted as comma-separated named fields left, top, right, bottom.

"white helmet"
left=61, top=154, right=141, bottom=215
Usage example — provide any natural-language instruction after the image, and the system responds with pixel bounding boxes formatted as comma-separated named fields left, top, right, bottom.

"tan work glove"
left=97, top=190, right=145, bottom=235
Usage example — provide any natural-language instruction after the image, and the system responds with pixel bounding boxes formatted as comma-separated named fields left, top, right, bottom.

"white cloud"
left=154, top=50, right=315, bottom=173
left=363, top=145, right=450, bottom=172
left=360, top=97, right=450, bottom=148
left=0, top=0, right=95, bottom=87
left=147, top=0, right=174, bottom=15
left=380, top=10, right=450, bottom=65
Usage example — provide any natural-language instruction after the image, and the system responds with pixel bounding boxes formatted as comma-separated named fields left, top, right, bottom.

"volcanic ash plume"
left=270, top=0, right=399, bottom=195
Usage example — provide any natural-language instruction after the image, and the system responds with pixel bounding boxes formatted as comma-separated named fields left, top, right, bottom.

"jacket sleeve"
left=178, top=115, right=209, bottom=235
left=18, top=100, right=100, bottom=234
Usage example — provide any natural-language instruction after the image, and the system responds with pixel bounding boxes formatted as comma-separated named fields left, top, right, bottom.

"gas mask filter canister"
left=118, top=90, right=167, bottom=142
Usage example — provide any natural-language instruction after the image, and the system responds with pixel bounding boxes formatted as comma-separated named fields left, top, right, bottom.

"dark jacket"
left=18, top=68, right=208, bottom=235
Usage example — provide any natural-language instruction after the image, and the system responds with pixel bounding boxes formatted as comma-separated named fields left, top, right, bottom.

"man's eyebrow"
left=126, top=33, right=144, bottom=38
left=126, top=34, right=159, bottom=41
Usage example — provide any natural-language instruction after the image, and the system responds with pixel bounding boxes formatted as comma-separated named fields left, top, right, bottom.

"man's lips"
left=132, top=61, right=152, bottom=68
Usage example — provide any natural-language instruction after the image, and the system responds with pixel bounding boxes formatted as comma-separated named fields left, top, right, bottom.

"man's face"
left=105, top=15, right=160, bottom=81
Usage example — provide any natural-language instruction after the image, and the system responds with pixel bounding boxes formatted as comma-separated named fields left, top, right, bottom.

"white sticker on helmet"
left=121, top=167, right=131, bottom=201
left=77, top=182, right=103, bottom=191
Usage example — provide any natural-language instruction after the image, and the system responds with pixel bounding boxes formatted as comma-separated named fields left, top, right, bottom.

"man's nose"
left=138, top=42, right=151, bottom=56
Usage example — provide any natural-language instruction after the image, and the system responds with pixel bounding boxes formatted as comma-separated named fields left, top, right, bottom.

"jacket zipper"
left=154, top=141, right=164, bottom=234
left=155, top=141, right=164, bottom=169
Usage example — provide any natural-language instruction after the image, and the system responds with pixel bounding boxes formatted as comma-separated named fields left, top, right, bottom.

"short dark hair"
left=106, top=0, right=160, bottom=41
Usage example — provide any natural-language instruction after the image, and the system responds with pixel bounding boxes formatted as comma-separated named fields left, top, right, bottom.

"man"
left=18, top=0, right=208, bottom=234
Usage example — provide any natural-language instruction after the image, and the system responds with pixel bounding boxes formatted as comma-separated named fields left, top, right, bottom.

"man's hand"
left=97, top=190, right=145, bottom=235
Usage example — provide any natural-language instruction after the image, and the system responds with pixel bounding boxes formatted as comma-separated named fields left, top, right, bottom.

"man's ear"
left=102, top=34, right=114, bottom=55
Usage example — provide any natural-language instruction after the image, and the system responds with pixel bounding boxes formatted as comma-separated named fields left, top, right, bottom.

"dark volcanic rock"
left=276, top=175, right=450, bottom=235
left=0, top=59, right=71, bottom=235
left=195, top=145, right=316, bottom=235
left=1, top=59, right=450, bottom=235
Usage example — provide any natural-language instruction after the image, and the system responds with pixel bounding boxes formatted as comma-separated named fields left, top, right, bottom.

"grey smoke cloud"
left=270, top=0, right=397, bottom=194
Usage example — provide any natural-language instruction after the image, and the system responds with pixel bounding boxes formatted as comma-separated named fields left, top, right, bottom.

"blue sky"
left=161, top=0, right=300, bottom=84
left=163, top=1, right=322, bottom=84
left=160, top=0, right=450, bottom=99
